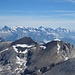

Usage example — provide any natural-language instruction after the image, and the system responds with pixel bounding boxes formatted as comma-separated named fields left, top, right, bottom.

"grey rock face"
left=43, top=58, right=75, bottom=75
left=0, top=37, right=75, bottom=75
left=11, top=37, right=37, bottom=45
left=24, top=40, right=75, bottom=75
left=0, top=37, right=37, bottom=75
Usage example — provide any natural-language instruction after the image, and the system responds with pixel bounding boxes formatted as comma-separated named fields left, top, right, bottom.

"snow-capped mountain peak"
left=55, top=27, right=70, bottom=32
left=0, top=26, right=75, bottom=46
left=2, top=25, right=11, bottom=31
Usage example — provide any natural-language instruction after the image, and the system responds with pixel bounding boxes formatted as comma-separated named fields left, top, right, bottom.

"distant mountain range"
left=0, top=25, right=75, bottom=45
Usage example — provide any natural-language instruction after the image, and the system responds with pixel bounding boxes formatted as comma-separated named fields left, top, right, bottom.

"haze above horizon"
left=0, top=0, right=75, bottom=30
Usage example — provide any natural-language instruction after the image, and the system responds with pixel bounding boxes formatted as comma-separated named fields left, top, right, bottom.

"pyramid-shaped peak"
left=38, top=26, right=45, bottom=28
left=2, top=25, right=11, bottom=31
left=11, top=37, right=37, bottom=45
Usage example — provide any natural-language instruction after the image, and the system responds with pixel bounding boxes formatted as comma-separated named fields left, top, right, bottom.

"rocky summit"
left=0, top=37, right=75, bottom=75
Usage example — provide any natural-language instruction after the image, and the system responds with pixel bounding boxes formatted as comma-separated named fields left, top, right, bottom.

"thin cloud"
left=49, top=0, right=75, bottom=3
left=61, top=13, right=75, bottom=16
left=1, top=10, right=75, bottom=16
left=38, top=10, right=75, bottom=14
left=54, top=0, right=75, bottom=2
left=0, top=10, right=33, bottom=13
left=66, top=0, right=75, bottom=2
left=0, top=15, right=75, bottom=29
left=49, top=10, right=75, bottom=13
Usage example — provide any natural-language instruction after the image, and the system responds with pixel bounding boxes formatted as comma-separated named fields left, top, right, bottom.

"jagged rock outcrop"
left=43, top=58, right=75, bottom=75
left=0, top=37, right=75, bottom=75
left=24, top=40, right=75, bottom=75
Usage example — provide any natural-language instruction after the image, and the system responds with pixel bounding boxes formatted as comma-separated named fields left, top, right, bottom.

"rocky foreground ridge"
left=0, top=37, right=75, bottom=75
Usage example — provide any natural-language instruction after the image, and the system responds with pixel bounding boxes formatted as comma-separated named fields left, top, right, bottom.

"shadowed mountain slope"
left=0, top=37, right=75, bottom=75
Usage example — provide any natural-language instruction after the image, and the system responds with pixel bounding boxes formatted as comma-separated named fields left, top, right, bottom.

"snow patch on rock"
left=13, top=45, right=18, bottom=53
left=16, top=44, right=33, bottom=48
left=65, top=57, right=68, bottom=60
left=57, top=43, right=60, bottom=54
left=40, top=46, right=46, bottom=49
left=54, top=38, right=61, bottom=41
left=13, top=44, right=34, bottom=53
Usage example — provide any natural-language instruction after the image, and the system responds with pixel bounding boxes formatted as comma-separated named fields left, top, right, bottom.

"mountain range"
left=0, top=26, right=75, bottom=45
left=0, top=37, right=75, bottom=75
left=0, top=26, right=75, bottom=75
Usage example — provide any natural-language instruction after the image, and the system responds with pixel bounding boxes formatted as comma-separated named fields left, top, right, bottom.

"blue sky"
left=0, top=0, right=75, bottom=30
